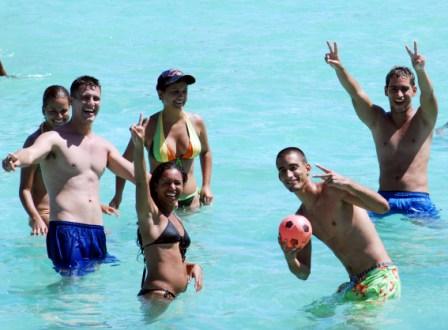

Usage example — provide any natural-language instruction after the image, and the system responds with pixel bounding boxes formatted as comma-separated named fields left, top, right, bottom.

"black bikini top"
left=139, top=219, right=191, bottom=261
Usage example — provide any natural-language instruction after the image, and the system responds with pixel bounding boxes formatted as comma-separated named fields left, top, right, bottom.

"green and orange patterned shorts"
left=337, top=263, right=401, bottom=302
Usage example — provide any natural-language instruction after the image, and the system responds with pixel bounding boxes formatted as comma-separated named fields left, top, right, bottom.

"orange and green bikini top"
left=151, top=111, right=201, bottom=163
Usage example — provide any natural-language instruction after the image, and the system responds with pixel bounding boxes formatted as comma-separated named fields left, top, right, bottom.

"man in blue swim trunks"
left=325, top=41, right=439, bottom=219
left=2, top=76, right=135, bottom=276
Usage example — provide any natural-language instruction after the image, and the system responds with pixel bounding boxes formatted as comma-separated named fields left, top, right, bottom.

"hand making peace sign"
left=405, top=41, right=425, bottom=71
left=312, top=163, right=351, bottom=191
left=325, top=41, right=342, bottom=69
left=130, top=113, right=146, bottom=147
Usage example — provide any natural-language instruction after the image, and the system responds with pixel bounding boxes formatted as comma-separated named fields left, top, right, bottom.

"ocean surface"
left=1, top=1, right=448, bottom=329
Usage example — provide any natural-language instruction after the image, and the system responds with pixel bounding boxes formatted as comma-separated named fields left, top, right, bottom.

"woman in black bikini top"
left=131, top=114, right=203, bottom=317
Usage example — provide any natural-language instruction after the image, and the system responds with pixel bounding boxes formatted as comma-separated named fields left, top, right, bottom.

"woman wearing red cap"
left=110, top=69, right=213, bottom=211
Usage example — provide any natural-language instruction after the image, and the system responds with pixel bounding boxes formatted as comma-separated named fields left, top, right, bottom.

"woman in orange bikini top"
left=109, top=69, right=213, bottom=211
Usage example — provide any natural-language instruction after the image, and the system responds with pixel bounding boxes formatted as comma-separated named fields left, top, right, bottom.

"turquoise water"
left=1, top=0, right=448, bottom=328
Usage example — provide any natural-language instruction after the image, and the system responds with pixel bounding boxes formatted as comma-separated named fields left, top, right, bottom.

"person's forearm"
left=133, top=142, right=150, bottom=216
left=19, top=189, right=43, bottom=223
left=285, top=255, right=310, bottom=280
left=416, top=69, right=436, bottom=104
left=113, top=177, right=126, bottom=200
left=12, top=149, right=38, bottom=168
left=334, top=66, right=365, bottom=99
left=346, top=181, right=389, bottom=214
left=200, top=151, right=212, bottom=188
left=114, top=139, right=135, bottom=195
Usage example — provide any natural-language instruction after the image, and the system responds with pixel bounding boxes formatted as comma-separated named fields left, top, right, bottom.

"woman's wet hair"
left=385, top=66, right=415, bottom=88
left=150, top=161, right=188, bottom=205
left=42, top=85, right=70, bottom=114
left=276, top=147, right=308, bottom=163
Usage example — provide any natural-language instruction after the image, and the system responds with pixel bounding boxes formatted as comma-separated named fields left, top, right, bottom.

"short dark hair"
left=150, top=161, right=188, bottom=205
left=70, top=75, right=101, bottom=97
left=42, top=85, right=70, bottom=114
left=385, top=66, right=415, bottom=88
left=276, top=147, right=308, bottom=163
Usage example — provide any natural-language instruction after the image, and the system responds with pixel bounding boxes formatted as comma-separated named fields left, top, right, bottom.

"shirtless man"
left=276, top=147, right=400, bottom=301
left=325, top=41, right=438, bottom=218
left=2, top=76, right=135, bottom=276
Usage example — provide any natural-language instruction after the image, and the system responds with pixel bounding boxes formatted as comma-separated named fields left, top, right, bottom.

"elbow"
left=296, top=271, right=310, bottom=281
left=288, top=264, right=310, bottom=280
left=19, top=190, right=26, bottom=204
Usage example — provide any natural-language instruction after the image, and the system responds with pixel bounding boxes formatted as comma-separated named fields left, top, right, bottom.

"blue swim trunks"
left=371, top=191, right=439, bottom=219
left=46, top=220, right=118, bottom=276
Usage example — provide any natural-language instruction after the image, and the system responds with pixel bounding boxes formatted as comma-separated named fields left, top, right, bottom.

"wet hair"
left=385, top=66, right=415, bottom=88
left=41, top=85, right=69, bottom=114
left=276, top=147, right=308, bottom=164
left=70, top=75, right=101, bottom=97
left=149, top=161, right=188, bottom=205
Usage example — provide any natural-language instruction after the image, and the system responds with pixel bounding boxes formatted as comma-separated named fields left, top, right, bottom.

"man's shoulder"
left=89, top=133, right=110, bottom=145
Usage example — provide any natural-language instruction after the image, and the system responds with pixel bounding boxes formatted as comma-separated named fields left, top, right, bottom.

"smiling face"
left=385, top=75, right=416, bottom=113
left=71, top=85, right=101, bottom=123
left=158, top=81, right=188, bottom=110
left=276, top=151, right=311, bottom=192
left=155, top=168, right=185, bottom=207
left=43, top=96, right=70, bottom=128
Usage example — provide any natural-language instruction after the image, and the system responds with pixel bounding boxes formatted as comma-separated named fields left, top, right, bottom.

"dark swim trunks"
left=46, top=220, right=118, bottom=276
left=370, top=191, right=439, bottom=219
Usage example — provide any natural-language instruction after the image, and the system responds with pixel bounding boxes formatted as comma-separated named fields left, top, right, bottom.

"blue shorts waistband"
left=49, top=220, right=104, bottom=230
left=378, top=191, right=430, bottom=198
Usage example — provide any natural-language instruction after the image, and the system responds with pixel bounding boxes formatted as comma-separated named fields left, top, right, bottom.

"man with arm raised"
left=325, top=41, right=438, bottom=218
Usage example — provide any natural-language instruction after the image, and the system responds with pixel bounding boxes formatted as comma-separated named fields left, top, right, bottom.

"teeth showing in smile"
left=166, top=192, right=176, bottom=199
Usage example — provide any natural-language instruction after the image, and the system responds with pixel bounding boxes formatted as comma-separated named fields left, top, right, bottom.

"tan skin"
left=110, top=81, right=213, bottom=211
left=19, top=96, right=70, bottom=235
left=131, top=114, right=202, bottom=315
left=276, top=151, right=391, bottom=280
left=325, top=41, right=438, bottom=192
left=3, top=85, right=134, bottom=226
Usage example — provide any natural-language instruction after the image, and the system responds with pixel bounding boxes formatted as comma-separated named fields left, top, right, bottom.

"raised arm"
left=406, top=41, right=438, bottom=125
left=325, top=41, right=380, bottom=128
left=195, top=115, right=213, bottom=205
left=131, top=114, right=158, bottom=220
left=314, top=164, right=389, bottom=214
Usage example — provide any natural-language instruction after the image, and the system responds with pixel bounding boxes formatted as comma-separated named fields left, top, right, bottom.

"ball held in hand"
left=279, top=215, right=312, bottom=249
